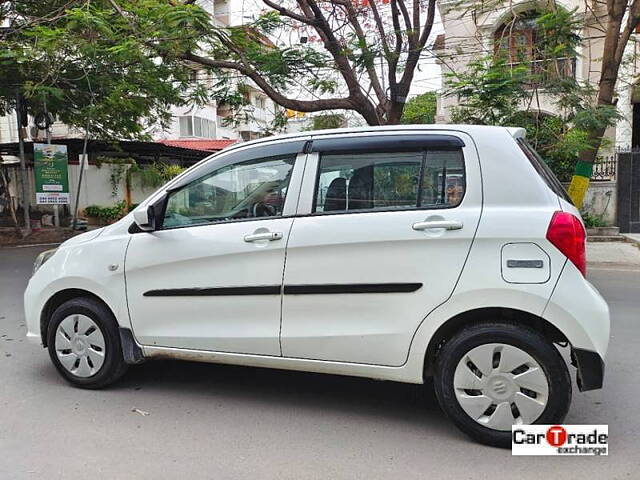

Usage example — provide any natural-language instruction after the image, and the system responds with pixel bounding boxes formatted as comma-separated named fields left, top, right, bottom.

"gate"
left=617, top=149, right=640, bottom=233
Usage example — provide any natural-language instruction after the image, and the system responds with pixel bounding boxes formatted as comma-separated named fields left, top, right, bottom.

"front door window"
left=164, top=155, right=295, bottom=229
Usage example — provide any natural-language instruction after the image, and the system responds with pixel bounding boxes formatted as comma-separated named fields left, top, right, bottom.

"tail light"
left=546, top=211, right=586, bottom=277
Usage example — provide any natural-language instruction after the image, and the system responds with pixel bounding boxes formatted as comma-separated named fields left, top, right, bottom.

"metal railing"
left=592, top=156, right=617, bottom=181
left=507, top=57, right=576, bottom=85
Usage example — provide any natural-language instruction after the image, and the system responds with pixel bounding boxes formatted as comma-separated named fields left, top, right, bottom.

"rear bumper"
left=542, top=262, right=610, bottom=359
left=572, top=348, right=605, bottom=392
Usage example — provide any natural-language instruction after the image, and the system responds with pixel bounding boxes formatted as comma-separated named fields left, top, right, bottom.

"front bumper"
left=572, top=348, right=605, bottom=391
left=24, top=278, right=43, bottom=345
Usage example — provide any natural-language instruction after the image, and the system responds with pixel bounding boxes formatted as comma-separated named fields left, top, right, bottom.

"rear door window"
left=420, top=150, right=465, bottom=207
left=313, top=149, right=465, bottom=213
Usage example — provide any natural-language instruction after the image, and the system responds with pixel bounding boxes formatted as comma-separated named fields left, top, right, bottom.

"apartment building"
left=436, top=0, right=640, bottom=149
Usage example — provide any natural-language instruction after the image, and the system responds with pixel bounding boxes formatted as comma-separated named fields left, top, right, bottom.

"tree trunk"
left=386, top=100, right=405, bottom=125
left=569, top=3, right=627, bottom=208
left=567, top=71, right=617, bottom=208
left=1, top=168, right=22, bottom=237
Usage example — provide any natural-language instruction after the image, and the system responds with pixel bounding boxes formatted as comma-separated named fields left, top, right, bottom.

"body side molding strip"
left=144, top=283, right=423, bottom=297
left=144, top=286, right=281, bottom=297
left=283, top=283, right=422, bottom=294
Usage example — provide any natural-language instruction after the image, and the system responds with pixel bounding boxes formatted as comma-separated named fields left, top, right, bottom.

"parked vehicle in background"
left=25, top=126, right=609, bottom=447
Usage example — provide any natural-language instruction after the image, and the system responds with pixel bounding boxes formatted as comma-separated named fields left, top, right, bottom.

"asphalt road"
left=1, top=246, right=638, bottom=479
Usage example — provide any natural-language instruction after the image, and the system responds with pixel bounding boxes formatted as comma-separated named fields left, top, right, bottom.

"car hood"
left=60, top=227, right=105, bottom=247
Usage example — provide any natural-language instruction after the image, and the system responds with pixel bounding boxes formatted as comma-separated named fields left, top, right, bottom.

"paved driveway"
left=0, top=246, right=638, bottom=479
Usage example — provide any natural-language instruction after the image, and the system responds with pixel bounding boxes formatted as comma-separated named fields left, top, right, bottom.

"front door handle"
left=412, top=220, right=463, bottom=231
left=244, top=231, right=283, bottom=242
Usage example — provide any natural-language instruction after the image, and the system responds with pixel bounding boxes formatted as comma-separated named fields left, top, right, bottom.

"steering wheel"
left=251, top=202, right=277, bottom=217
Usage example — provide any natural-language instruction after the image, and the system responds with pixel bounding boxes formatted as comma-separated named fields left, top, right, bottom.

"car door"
left=280, top=132, right=482, bottom=366
left=125, top=139, right=307, bottom=355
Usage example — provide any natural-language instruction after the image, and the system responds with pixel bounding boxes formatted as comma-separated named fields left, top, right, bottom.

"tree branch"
left=297, top=0, right=380, bottom=122
left=298, top=0, right=359, bottom=95
left=395, top=0, right=415, bottom=47
left=412, top=0, right=420, bottom=38
left=389, top=0, right=404, bottom=61
left=107, top=0, right=138, bottom=33
left=368, top=1, right=392, bottom=58
left=614, top=0, right=640, bottom=66
left=182, top=52, right=363, bottom=115
left=418, top=0, right=436, bottom=48
left=261, top=0, right=319, bottom=27
left=332, top=0, right=387, bottom=105
left=399, top=0, right=435, bottom=89
left=366, top=1, right=397, bottom=98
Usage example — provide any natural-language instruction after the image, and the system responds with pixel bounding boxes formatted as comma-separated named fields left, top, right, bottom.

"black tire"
left=433, top=322, right=571, bottom=448
left=46, top=297, right=128, bottom=389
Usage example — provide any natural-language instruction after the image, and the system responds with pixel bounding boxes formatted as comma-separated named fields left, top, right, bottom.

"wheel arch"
left=40, top=288, right=113, bottom=347
left=423, top=307, right=569, bottom=377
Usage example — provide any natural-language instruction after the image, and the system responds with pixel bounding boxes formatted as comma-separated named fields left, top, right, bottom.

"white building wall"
left=0, top=114, right=17, bottom=144
left=615, top=39, right=640, bottom=149
left=5, top=162, right=157, bottom=215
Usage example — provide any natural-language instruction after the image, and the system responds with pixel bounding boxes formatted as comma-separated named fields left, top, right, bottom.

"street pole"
left=15, top=90, right=31, bottom=236
left=43, top=99, right=60, bottom=227
left=71, top=133, right=88, bottom=231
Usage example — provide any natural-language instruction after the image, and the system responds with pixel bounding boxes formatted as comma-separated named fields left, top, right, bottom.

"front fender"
left=24, top=231, right=131, bottom=344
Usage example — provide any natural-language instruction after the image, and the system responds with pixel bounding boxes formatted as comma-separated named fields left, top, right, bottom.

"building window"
left=494, top=12, right=575, bottom=83
left=179, top=116, right=193, bottom=137
left=178, top=116, right=217, bottom=138
left=495, top=15, right=537, bottom=64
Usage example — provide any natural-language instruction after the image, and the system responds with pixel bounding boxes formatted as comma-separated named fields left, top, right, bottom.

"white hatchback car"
left=25, top=126, right=609, bottom=447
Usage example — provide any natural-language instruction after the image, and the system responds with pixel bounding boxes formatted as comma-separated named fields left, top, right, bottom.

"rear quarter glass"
left=517, top=139, right=573, bottom=204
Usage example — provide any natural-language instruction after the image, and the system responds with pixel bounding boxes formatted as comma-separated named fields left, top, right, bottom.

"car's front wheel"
left=47, top=297, right=128, bottom=389
left=433, top=322, right=571, bottom=448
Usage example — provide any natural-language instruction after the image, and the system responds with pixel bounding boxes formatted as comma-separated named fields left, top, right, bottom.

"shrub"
left=581, top=211, right=605, bottom=228
left=132, top=163, right=185, bottom=188
left=84, top=201, right=128, bottom=223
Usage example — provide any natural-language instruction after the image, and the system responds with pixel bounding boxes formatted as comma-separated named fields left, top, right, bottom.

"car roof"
left=224, top=125, right=525, bottom=153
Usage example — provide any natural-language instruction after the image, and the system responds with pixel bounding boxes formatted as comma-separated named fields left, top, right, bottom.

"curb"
left=587, top=235, right=627, bottom=243
left=0, top=242, right=61, bottom=249
left=622, top=234, right=640, bottom=247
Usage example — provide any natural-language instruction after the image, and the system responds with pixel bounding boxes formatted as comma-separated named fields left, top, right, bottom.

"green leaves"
left=0, top=0, right=216, bottom=139
left=535, top=8, right=581, bottom=61
left=444, top=7, right=620, bottom=180
left=401, top=91, right=437, bottom=124
left=1, top=0, right=436, bottom=131
left=252, top=11, right=284, bottom=34
left=445, top=55, right=530, bottom=125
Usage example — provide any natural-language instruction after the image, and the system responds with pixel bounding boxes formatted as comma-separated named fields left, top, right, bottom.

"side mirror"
left=132, top=194, right=167, bottom=232
left=132, top=207, right=154, bottom=231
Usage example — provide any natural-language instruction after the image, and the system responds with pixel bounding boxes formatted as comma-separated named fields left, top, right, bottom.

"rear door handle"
left=412, top=220, right=463, bottom=231
left=244, top=231, right=283, bottom=242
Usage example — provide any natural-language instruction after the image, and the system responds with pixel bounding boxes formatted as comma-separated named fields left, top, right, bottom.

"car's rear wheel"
left=47, top=297, right=128, bottom=389
left=433, top=322, right=571, bottom=448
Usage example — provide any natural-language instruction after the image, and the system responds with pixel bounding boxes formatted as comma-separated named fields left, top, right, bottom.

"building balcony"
left=508, top=57, right=576, bottom=86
